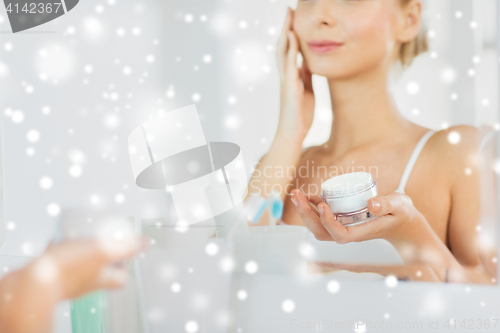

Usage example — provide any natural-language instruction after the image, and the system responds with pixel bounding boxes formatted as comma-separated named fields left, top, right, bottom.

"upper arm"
left=440, top=126, right=482, bottom=266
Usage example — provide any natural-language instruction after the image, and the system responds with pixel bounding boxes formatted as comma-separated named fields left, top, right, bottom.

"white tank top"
left=302, top=129, right=436, bottom=194
left=395, top=130, right=436, bottom=194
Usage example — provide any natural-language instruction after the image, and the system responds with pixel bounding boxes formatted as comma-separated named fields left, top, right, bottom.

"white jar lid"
left=321, top=172, right=375, bottom=198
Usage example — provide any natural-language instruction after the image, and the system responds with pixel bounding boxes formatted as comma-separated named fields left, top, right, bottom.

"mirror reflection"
left=245, top=0, right=499, bottom=284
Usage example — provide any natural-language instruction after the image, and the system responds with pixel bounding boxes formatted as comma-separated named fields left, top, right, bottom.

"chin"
left=306, top=54, right=386, bottom=80
left=307, top=58, right=352, bottom=79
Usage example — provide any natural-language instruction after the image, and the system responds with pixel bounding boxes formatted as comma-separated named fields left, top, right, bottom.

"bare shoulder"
left=428, top=125, right=479, bottom=155
left=427, top=125, right=480, bottom=179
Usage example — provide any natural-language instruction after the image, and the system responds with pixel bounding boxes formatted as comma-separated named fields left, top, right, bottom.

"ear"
left=396, top=0, right=423, bottom=43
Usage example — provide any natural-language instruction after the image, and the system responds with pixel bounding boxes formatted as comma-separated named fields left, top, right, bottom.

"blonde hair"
left=399, top=0, right=428, bottom=69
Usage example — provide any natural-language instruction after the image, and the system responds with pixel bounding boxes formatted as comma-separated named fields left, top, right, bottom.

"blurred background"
left=0, top=0, right=498, bottom=256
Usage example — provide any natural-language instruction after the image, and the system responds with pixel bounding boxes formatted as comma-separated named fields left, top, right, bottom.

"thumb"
left=96, top=266, right=129, bottom=289
left=368, top=192, right=412, bottom=217
left=286, top=31, right=299, bottom=79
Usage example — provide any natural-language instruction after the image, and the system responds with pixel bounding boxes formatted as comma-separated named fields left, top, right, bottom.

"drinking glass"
left=56, top=207, right=143, bottom=333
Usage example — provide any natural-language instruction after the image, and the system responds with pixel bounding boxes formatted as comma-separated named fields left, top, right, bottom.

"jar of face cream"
left=321, top=172, right=378, bottom=226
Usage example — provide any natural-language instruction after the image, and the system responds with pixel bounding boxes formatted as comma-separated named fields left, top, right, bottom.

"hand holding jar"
left=291, top=188, right=426, bottom=245
left=289, top=172, right=461, bottom=279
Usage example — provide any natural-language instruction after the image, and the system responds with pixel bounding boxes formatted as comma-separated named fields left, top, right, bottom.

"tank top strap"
left=395, top=130, right=436, bottom=194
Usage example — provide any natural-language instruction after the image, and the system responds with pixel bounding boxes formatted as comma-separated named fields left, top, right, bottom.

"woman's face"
left=294, top=0, right=405, bottom=79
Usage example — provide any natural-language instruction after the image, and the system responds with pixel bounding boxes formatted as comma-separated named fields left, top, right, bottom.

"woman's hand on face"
left=290, top=189, right=426, bottom=245
left=276, top=7, right=315, bottom=143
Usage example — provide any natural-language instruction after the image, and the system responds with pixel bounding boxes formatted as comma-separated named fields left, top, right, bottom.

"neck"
left=326, top=63, right=409, bottom=157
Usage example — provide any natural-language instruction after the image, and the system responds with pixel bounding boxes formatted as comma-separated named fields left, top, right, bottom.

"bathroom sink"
left=306, top=232, right=404, bottom=266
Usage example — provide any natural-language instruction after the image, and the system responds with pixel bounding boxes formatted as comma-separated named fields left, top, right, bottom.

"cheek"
left=344, top=3, right=399, bottom=63
left=347, top=14, right=393, bottom=54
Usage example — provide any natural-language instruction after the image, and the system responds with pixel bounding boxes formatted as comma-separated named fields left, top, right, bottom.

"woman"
left=247, top=0, right=496, bottom=283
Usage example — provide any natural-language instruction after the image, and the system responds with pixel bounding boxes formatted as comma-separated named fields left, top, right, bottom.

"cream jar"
left=321, top=172, right=378, bottom=226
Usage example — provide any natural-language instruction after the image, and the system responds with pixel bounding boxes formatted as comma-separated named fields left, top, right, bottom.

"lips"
left=308, top=40, right=344, bottom=54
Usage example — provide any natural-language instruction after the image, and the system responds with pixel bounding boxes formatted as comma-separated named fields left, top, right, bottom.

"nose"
left=313, top=0, right=336, bottom=27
